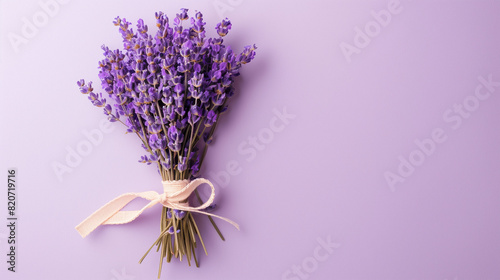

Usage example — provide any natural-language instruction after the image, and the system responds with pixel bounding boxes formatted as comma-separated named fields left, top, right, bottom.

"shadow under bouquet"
left=75, top=9, right=256, bottom=277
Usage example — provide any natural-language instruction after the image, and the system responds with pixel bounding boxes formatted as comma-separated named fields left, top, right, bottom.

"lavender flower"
left=215, top=19, right=232, bottom=37
left=174, top=209, right=186, bottom=219
left=206, top=204, right=217, bottom=212
left=167, top=226, right=181, bottom=234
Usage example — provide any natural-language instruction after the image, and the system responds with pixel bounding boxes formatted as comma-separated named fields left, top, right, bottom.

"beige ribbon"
left=75, top=178, right=239, bottom=238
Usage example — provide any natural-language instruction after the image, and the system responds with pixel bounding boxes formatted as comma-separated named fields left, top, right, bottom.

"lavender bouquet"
left=75, top=9, right=256, bottom=277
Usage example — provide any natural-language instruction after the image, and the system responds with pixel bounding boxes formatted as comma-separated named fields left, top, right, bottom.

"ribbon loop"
left=75, top=178, right=239, bottom=238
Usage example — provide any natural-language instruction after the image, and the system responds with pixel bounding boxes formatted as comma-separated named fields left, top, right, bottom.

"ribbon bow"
left=75, top=178, right=239, bottom=238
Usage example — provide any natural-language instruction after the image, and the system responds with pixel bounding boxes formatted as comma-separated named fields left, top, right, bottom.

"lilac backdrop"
left=1, top=0, right=500, bottom=279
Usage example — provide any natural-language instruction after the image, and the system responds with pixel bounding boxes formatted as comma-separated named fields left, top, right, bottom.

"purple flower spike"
left=138, top=155, right=149, bottom=164
left=216, top=18, right=232, bottom=37
left=206, top=204, right=217, bottom=212
left=191, top=162, right=200, bottom=175
left=103, top=104, right=113, bottom=115
left=178, top=156, right=187, bottom=172
left=176, top=8, right=189, bottom=21
left=167, top=226, right=181, bottom=234
left=203, top=133, right=213, bottom=144
left=174, top=209, right=186, bottom=219
left=205, top=110, right=217, bottom=127
left=174, top=83, right=184, bottom=94
left=188, top=111, right=201, bottom=125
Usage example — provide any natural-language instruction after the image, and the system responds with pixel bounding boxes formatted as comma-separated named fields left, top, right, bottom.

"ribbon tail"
left=167, top=202, right=240, bottom=230
left=191, top=209, right=240, bottom=230
left=75, top=191, right=160, bottom=238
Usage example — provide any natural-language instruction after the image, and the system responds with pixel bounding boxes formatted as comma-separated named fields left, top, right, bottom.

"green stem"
left=195, top=189, right=225, bottom=241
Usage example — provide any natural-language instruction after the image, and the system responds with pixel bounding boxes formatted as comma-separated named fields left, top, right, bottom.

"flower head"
left=174, top=209, right=186, bottom=219
left=216, top=18, right=232, bottom=37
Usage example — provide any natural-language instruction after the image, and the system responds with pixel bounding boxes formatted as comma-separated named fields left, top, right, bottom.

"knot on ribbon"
left=158, top=179, right=190, bottom=207
left=75, top=178, right=239, bottom=238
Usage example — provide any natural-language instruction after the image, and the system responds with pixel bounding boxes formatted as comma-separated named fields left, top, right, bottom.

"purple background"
left=1, top=0, right=500, bottom=279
